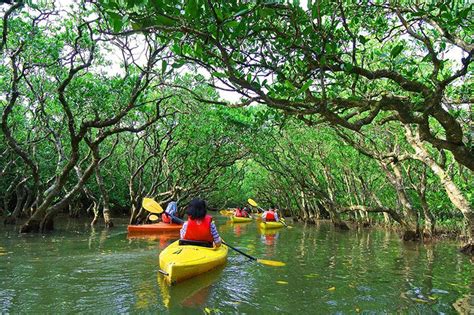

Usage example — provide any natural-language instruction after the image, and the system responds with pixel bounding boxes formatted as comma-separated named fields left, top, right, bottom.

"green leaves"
left=212, top=71, right=227, bottom=78
left=107, top=12, right=124, bottom=32
left=185, top=0, right=200, bottom=19
left=358, top=35, right=368, bottom=45
left=299, top=79, right=313, bottom=94
left=390, top=44, right=404, bottom=59
left=161, top=60, right=168, bottom=76
left=154, top=15, right=175, bottom=26
left=342, top=63, right=353, bottom=72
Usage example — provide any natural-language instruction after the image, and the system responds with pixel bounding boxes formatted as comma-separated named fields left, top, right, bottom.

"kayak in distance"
left=230, top=216, right=253, bottom=223
left=127, top=222, right=182, bottom=234
left=259, top=221, right=285, bottom=229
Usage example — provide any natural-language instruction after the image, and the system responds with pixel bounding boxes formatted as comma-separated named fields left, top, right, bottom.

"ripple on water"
left=0, top=221, right=472, bottom=314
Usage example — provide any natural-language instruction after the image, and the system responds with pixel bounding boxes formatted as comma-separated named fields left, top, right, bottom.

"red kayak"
left=127, top=222, right=182, bottom=234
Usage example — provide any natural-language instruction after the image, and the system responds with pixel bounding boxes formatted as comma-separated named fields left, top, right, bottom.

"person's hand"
left=214, top=242, right=221, bottom=248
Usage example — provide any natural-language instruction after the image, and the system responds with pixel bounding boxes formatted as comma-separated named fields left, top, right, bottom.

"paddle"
left=142, top=197, right=165, bottom=214
left=247, top=198, right=265, bottom=212
left=248, top=198, right=292, bottom=228
left=142, top=198, right=184, bottom=224
left=221, top=241, right=285, bottom=267
left=149, top=214, right=159, bottom=221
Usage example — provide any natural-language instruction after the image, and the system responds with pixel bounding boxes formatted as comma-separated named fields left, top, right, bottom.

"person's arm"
left=210, top=221, right=221, bottom=247
left=180, top=222, right=188, bottom=239
left=275, top=213, right=279, bottom=221
left=167, top=201, right=177, bottom=216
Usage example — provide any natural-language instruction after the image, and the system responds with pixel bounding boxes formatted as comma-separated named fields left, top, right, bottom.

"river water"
left=0, top=216, right=472, bottom=313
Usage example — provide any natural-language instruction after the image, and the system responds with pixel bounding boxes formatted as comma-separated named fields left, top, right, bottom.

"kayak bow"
left=159, top=240, right=228, bottom=285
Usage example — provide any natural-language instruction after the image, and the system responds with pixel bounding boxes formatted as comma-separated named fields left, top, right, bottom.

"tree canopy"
left=0, top=0, right=472, bottom=253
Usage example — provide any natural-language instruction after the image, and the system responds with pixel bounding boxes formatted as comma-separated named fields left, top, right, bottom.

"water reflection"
left=127, top=232, right=179, bottom=249
left=157, top=266, right=224, bottom=310
left=258, top=228, right=279, bottom=246
left=229, top=222, right=253, bottom=238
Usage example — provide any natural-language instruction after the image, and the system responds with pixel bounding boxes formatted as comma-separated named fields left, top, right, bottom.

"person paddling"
left=262, top=206, right=279, bottom=222
left=180, top=198, right=222, bottom=247
left=234, top=206, right=250, bottom=218
left=162, top=201, right=180, bottom=224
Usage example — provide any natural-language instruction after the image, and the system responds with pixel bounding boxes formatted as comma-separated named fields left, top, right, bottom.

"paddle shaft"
left=168, top=214, right=184, bottom=224
left=222, top=241, right=256, bottom=261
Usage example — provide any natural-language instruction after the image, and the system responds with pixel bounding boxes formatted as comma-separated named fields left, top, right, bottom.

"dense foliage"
left=0, top=1, right=472, bottom=252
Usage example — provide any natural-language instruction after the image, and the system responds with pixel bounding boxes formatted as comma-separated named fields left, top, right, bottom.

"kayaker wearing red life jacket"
left=262, top=206, right=279, bottom=222
left=234, top=207, right=250, bottom=218
left=161, top=201, right=179, bottom=224
left=180, top=198, right=222, bottom=247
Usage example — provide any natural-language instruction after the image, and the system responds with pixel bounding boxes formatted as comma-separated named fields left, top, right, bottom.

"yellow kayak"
left=159, top=240, right=228, bottom=285
left=230, top=216, right=252, bottom=223
left=219, top=209, right=234, bottom=216
left=260, top=221, right=285, bottom=229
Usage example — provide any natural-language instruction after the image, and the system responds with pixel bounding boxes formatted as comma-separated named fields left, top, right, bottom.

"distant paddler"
left=262, top=205, right=279, bottom=223
left=161, top=201, right=182, bottom=224
left=234, top=206, right=251, bottom=218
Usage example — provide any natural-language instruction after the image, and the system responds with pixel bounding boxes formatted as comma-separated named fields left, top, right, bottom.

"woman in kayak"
left=180, top=198, right=222, bottom=247
left=162, top=201, right=180, bottom=224
left=234, top=206, right=250, bottom=218
left=262, top=206, right=279, bottom=222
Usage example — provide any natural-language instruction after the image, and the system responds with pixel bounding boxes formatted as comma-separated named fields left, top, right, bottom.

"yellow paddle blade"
left=142, top=197, right=164, bottom=214
left=247, top=198, right=258, bottom=207
left=256, top=259, right=286, bottom=267
left=149, top=214, right=159, bottom=221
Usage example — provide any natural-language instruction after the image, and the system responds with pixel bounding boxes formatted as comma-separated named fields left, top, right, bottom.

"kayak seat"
left=179, top=239, right=213, bottom=248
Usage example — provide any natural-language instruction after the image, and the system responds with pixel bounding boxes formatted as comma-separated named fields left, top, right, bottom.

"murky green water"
left=0, top=216, right=472, bottom=313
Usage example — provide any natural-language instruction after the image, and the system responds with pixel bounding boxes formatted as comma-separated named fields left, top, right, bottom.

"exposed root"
left=19, top=220, right=40, bottom=233
left=402, top=230, right=420, bottom=241
left=460, top=243, right=474, bottom=256
left=334, top=221, right=350, bottom=230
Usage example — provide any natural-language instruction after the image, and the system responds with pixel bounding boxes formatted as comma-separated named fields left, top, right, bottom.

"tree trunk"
left=95, top=166, right=113, bottom=228
left=20, top=158, right=97, bottom=233
left=4, top=181, right=26, bottom=225
left=405, top=127, right=473, bottom=254
left=40, top=212, right=55, bottom=232
left=420, top=193, right=435, bottom=238
left=323, top=201, right=349, bottom=230
left=381, top=162, right=419, bottom=240
left=90, top=201, right=100, bottom=226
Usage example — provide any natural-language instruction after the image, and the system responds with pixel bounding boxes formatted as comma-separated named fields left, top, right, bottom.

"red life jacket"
left=162, top=212, right=171, bottom=224
left=183, top=215, right=213, bottom=243
left=236, top=209, right=249, bottom=217
left=264, top=210, right=276, bottom=221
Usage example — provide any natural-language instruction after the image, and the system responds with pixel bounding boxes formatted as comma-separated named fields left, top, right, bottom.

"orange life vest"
left=183, top=215, right=213, bottom=243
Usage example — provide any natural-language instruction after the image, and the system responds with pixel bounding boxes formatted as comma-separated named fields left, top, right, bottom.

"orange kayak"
left=127, top=222, right=182, bottom=234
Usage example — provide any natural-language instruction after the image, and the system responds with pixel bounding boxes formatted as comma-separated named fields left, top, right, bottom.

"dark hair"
left=186, top=198, right=207, bottom=219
